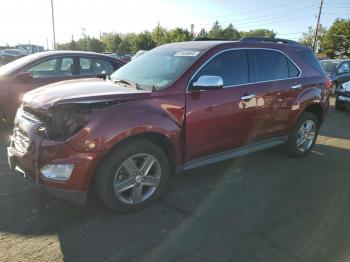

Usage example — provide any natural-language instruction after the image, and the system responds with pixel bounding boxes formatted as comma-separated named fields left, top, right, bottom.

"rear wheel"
left=95, top=138, right=170, bottom=213
left=285, top=112, right=319, bottom=158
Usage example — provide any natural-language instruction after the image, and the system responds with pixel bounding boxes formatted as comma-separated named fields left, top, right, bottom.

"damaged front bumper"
left=7, top=108, right=104, bottom=205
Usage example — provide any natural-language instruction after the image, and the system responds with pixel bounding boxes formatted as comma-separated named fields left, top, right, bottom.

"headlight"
left=40, top=163, right=75, bottom=181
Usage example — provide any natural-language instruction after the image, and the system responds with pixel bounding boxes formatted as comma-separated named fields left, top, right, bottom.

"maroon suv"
left=8, top=38, right=330, bottom=212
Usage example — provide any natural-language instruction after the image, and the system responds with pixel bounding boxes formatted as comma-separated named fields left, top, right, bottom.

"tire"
left=335, top=98, right=344, bottom=111
left=285, top=112, right=319, bottom=158
left=95, top=138, right=170, bottom=213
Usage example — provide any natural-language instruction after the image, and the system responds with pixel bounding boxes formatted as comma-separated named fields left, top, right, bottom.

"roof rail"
left=193, top=37, right=226, bottom=41
left=239, top=37, right=301, bottom=46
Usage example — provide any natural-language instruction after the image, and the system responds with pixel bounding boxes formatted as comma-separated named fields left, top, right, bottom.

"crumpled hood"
left=22, top=78, right=151, bottom=110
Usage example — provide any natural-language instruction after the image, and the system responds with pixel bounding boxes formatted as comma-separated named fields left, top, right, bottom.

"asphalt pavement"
left=0, top=97, right=349, bottom=262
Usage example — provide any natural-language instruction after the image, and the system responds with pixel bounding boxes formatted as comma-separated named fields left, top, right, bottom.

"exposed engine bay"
left=21, top=100, right=124, bottom=141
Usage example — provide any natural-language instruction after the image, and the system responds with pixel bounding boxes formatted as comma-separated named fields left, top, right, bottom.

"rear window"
left=298, top=51, right=324, bottom=74
left=251, top=49, right=298, bottom=82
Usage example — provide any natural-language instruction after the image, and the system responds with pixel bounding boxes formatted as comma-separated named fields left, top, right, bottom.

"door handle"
left=291, top=84, right=302, bottom=90
left=240, top=94, right=256, bottom=101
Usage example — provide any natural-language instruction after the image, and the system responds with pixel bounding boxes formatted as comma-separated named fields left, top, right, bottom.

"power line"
left=196, top=5, right=318, bottom=28
left=206, top=0, right=319, bottom=20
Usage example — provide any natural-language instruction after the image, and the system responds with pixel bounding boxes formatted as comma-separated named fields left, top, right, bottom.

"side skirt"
left=177, top=136, right=288, bottom=173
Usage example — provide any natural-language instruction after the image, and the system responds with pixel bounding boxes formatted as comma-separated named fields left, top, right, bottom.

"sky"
left=0, top=0, right=349, bottom=49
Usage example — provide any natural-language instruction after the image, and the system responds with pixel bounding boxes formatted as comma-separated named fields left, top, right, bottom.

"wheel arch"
left=301, top=103, right=324, bottom=127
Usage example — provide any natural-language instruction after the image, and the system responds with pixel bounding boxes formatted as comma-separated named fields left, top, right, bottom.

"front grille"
left=12, top=128, right=31, bottom=154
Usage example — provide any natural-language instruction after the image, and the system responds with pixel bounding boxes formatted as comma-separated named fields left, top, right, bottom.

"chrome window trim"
left=186, top=47, right=302, bottom=92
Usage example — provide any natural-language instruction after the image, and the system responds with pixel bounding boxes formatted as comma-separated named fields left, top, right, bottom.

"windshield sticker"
left=174, top=51, right=200, bottom=57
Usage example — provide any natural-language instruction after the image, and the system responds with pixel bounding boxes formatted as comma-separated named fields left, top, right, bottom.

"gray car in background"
left=321, top=59, right=350, bottom=94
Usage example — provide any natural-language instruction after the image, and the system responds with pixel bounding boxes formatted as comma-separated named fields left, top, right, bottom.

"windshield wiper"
left=112, top=78, right=141, bottom=89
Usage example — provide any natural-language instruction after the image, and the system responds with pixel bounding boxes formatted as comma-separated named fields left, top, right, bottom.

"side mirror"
left=192, top=75, right=224, bottom=90
left=15, top=71, right=33, bottom=82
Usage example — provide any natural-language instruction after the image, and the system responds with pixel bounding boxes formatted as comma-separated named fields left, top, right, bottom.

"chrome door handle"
left=291, top=84, right=302, bottom=90
left=241, top=94, right=256, bottom=101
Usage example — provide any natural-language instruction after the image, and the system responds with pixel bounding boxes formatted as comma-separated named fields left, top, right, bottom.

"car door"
left=185, top=49, right=260, bottom=161
left=248, top=49, right=302, bottom=140
left=8, top=56, right=77, bottom=117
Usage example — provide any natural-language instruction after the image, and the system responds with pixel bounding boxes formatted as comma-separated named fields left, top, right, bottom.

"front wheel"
left=285, top=112, right=319, bottom=158
left=95, top=138, right=170, bottom=213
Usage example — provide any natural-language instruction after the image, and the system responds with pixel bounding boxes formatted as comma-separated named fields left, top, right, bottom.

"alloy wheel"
left=113, top=153, right=161, bottom=205
left=296, top=120, right=316, bottom=153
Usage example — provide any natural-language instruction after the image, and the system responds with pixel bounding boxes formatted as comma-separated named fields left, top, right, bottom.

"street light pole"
left=50, top=0, right=56, bottom=50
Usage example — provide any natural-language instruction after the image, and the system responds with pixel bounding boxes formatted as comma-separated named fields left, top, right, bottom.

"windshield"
left=321, top=61, right=340, bottom=74
left=110, top=48, right=203, bottom=89
left=0, top=53, right=41, bottom=76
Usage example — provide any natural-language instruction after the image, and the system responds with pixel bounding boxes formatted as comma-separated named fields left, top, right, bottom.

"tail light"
left=325, top=76, right=332, bottom=95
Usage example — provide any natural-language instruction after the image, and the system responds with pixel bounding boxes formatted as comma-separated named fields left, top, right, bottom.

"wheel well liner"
left=303, top=103, right=324, bottom=126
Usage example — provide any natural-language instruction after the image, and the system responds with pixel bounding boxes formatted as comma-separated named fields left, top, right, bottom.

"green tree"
left=222, top=24, right=240, bottom=40
left=299, top=25, right=326, bottom=51
left=118, top=33, right=134, bottom=54
left=164, top=28, right=192, bottom=43
left=57, top=40, right=80, bottom=51
left=322, top=19, right=350, bottom=58
left=101, top=33, right=122, bottom=53
left=129, top=31, right=156, bottom=53
left=87, top=37, right=105, bottom=52
left=152, top=25, right=168, bottom=45
left=197, top=28, right=208, bottom=38
left=208, top=21, right=224, bottom=39
left=242, top=29, right=276, bottom=39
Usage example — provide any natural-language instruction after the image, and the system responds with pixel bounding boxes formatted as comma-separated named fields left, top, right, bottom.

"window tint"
left=27, top=58, right=58, bottom=78
left=194, top=50, right=249, bottom=86
left=27, top=57, right=76, bottom=78
left=339, top=63, right=349, bottom=73
left=79, top=58, right=114, bottom=76
left=298, top=51, right=324, bottom=74
left=61, top=58, right=73, bottom=71
left=287, top=59, right=300, bottom=77
left=252, top=50, right=290, bottom=82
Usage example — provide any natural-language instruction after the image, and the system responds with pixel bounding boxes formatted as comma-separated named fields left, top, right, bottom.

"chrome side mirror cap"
left=192, top=75, right=224, bottom=90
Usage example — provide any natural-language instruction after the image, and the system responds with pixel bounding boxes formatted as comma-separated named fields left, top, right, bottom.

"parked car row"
left=0, top=44, right=44, bottom=66
left=5, top=37, right=331, bottom=212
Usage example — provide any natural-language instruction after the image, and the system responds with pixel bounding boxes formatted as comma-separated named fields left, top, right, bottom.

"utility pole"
left=156, top=21, right=160, bottom=46
left=313, top=0, right=323, bottom=52
left=50, top=0, right=56, bottom=50
left=191, top=24, right=194, bottom=37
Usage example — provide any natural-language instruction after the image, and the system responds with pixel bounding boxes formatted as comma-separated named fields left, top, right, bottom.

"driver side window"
left=27, top=58, right=58, bottom=78
left=26, top=57, right=75, bottom=78
left=193, top=50, right=249, bottom=87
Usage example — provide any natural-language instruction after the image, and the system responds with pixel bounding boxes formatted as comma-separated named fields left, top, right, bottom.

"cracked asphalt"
left=0, top=97, right=349, bottom=262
